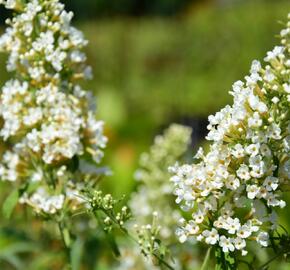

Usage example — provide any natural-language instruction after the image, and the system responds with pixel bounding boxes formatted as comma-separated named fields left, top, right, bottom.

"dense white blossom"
left=0, top=0, right=107, bottom=215
left=170, top=14, right=290, bottom=256
left=19, top=187, right=65, bottom=214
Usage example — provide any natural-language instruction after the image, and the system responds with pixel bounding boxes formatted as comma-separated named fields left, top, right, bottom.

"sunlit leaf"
left=2, top=190, right=19, bottom=219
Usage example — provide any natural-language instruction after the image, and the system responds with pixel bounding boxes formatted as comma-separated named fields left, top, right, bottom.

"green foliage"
left=2, top=190, right=19, bottom=219
left=215, top=248, right=237, bottom=270
left=81, top=1, right=289, bottom=125
left=70, top=238, right=84, bottom=270
left=0, top=242, right=37, bottom=269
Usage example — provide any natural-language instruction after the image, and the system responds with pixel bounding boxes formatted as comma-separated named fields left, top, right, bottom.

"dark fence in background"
left=0, top=0, right=196, bottom=24
left=62, top=0, right=194, bottom=17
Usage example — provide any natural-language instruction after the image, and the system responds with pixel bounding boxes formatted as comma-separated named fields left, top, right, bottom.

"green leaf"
left=2, top=189, right=19, bottom=219
left=70, top=238, right=83, bottom=270
left=201, top=247, right=212, bottom=270
left=63, top=228, right=71, bottom=248
left=0, top=254, right=23, bottom=270
left=106, top=232, right=120, bottom=257
left=0, top=242, right=37, bottom=270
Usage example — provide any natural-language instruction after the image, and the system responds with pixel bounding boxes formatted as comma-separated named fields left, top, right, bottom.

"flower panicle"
left=170, top=13, right=290, bottom=257
left=0, top=0, right=107, bottom=216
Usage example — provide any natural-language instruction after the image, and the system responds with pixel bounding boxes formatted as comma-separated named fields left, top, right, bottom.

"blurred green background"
left=0, top=0, right=289, bottom=197
left=0, top=0, right=290, bottom=268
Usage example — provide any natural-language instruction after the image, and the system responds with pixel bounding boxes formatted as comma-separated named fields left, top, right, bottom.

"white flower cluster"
left=117, top=124, right=192, bottom=270
left=130, top=124, right=192, bottom=240
left=0, top=0, right=92, bottom=80
left=19, top=187, right=65, bottom=214
left=0, top=0, right=107, bottom=214
left=170, top=15, right=290, bottom=256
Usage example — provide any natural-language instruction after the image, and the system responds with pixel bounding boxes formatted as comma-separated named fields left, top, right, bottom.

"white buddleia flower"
left=0, top=0, right=107, bottom=215
left=170, top=14, right=290, bottom=257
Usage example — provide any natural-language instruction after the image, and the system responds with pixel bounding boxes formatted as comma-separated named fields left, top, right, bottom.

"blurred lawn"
left=0, top=0, right=289, bottom=197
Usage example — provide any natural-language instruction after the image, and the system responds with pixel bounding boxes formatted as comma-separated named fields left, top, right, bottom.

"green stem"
left=97, top=209, right=175, bottom=270
left=58, top=222, right=72, bottom=269
left=257, top=251, right=285, bottom=270
left=152, top=254, right=175, bottom=270
left=201, top=247, right=212, bottom=270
